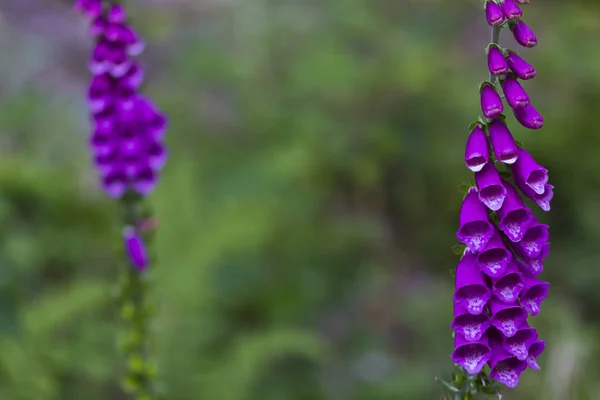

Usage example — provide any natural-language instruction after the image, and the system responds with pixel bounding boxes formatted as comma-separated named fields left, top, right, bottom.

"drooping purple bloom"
left=485, top=1, right=505, bottom=27
left=465, top=125, right=490, bottom=172
left=492, top=261, right=524, bottom=304
left=453, top=253, right=491, bottom=315
left=488, top=46, right=509, bottom=76
left=451, top=333, right=491, bottom=374
left=520, top=277, right=550, bottom=316
left=475, top=162, right=507, bottom=211
left=477, top=229, right=512, bottom=278
left=515, top=243, right=550, bottom=276
left=481, top=84, right=504, bottom=119
left=526, top=340, right=546, bottom=370
left=488, top=119, right=518, bottom=164
left=502, top=76, right=530, bottom=109
left=513, top=219, right=549, bottom=259
left=514, top=104, right=544, bottom=130
left=490, top=297, right=528, bottom=337
left=501, top=0, right=523, bottom=20
left=451, top=305, right=491, bottom=342
left=489, top=351, right=527, bottom=389
left=497, top=180, right=533, bottom=242
left=123, top=226, right=148, bottom=270
left=503, top=324, right=538, bottom=360
left=511, top=147, right=549, bottom=195
left=511, top=21, right=538, bottom=48
left=456, top=188, right=495, bottom=252
left=75, top=0, right=102, bottom=18
left=507, top=52, right=536, bottom=80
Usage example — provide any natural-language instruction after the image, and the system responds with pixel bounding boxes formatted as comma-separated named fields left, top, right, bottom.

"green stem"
left=119, top=194, right=157, bottom=400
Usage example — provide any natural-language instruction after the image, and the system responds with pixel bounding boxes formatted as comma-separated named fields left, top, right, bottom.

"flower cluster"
left=451, top=0, right=551, bottom=389
left=76, top=0, right=167, bottom=198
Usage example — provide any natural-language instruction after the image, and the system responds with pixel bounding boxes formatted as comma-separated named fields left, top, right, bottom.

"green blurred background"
left=0, top=0, right=599, bottom=399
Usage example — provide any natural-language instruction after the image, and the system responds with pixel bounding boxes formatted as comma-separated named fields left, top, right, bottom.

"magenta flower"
left=488, top=119, right=518, bottom=164
left=485, top=1, right=505, bottom=27
left=453, top=253, right=492, bottom=315
left=465, top=125, right=490, bottom=172
left=477, top=229, right=511, bottom=278
left=507, top=52, right=536, bottom=80
left=452, top=333, right=492, bottom=374
left=511, top=21, right=538, bottom=48
left=502, top=75, right=530, bottom=109
left=481, top=84, right=504, bottom=119
left=475, top=162, right=507, bottom=211
left=488, top=46, right=509, bottom=76
left=123, top=226, right=148, bottom=270
left=456, top=188, right=495, bottom=252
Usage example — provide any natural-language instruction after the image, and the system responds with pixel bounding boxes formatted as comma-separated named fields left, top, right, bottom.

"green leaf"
left=452, top=244, right=466, bottom=255
left=458, top=184, right=472, bottom=194
left=515, top=140, right=525, bottom=148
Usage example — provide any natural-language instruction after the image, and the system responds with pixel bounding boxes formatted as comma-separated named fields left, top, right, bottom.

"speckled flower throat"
left=443, top=0, right=551, bottom=396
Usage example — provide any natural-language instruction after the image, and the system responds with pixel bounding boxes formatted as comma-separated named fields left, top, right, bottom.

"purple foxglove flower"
left=456, top=188, right=495, bottom=252
left=515, top=243, right=549, bottom=276
left=497, top=180, right=533, bottom=242
left=488, top=46, right=509, bottom=76
left=514, top=104, right=544, bottom=130
left=451, top=333, right=491, bottom=374
left=481, top=84, right=504, bottom=119
left=488, top=119, right=518, bottom=164
left=451, top=305, right=491, bottom=342
left=75, top=0, right=102, bottom=18
left=511, top=147, right=549, bottom=195
left=89, top=16, right=107, bottom=37
left=492, top=261, right=524, bottom=304
left=477, top=229, right=511, bottom=278
left=453, top=253, right=492, bottom=315
left=507, top=52, right=536, bottom=80
left=513, top=219, right=549, bottom=259
left=475, top=162, right=507, bottom=211
left=107, top=4, right=127, bottom=24
left=123, top=226, right=148, bottom=270
left=526, top=340, right=545, bottom=370
left=490, top=296, right=528, bottom=337
left=485, top=1, right=505, bottom=27
left=511, top=21, right=538, bottom=48
left=503, top=325, right=537, bottom=360
left=525, top=184, right=554, bottom=211
left=464, top=125, right=489, bottom=172
left=501, top=0, right=523, bottom=20
left=88, top=73, right=114, bottom=113
left=489, top=351, right=527, bottom=389
left=502, top=76, right=530, bottom=109
left=520, top=277, right=550, bottom=316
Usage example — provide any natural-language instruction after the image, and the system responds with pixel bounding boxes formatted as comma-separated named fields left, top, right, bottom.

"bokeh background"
left=0, top=0, right=599, bottom=399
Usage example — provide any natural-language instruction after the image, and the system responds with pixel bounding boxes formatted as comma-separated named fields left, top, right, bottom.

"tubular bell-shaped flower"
left=497, top=180, right=533, bottom=242
left=488, top=120, right=518, bottom=164
left=454, top=253, right=492, bottom=315
left=475, top=162, right=507, bottom=211
left=456, top=188, right=495, bottom=252
left=465, top=125, right=490, bottom=172
left=481, top=84, right=504, bottom=118
left=452, top=334, right=492, bottom=374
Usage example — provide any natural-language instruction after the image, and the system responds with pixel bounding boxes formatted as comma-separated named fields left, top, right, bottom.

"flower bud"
left=511, top=21, right=538, bottom=48
left=507, top=52, right=536, bottom=80
left=485, top=1, right=505, bottom=27
left=488, top=46, right=509, bottom=76
left=481, top=84, right=504, bottom=119
left=501, top=0, right=523, bottom=20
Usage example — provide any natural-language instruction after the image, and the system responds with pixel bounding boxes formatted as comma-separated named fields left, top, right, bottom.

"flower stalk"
left=442, top=1, right=552, bottom=398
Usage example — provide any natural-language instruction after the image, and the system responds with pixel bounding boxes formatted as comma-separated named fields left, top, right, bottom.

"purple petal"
left=488, top=46, right=509, bottom=76
left=452, top=305, right=491, bottom=342
left=488, top=120, right=518, bottom=164
left=520, top=277, right=550, bottom=316
left=514, top=104, right=544, bottom=130
left=497, top=180, right=533, bottom=242
left=490, top=297, right=528, bottom=337
left=492, top=261, right=524, bottom=304
left=485, top=0, right=505, bottom=26
left=475, top=163, right=507, bottom=211
left=456, top=188, right=495, bottom=252
left=511, top=21, right=538, bottom=48
left=514, top=221, right=549, bottom=259
left=501, top=0, right=523, bottom=20
left=454, top=253, right=491, bottom=315
left=507, top=52, right=536, bottom=80
left=481, top=84, right=504, bottom=119
left=477, top=229, right=511, bottom=278
left=133, top=166, right=158, bottom=196
left=511, top=148, right=549, bottom=195
left=502, top=76, right=530, bottom=109
left=489, top=354, right=527, bottom=389
left=107, top=4, right=127, bottom=24
left=503, top=325, right=537, bottom=360
left=526, top=340, right=545, bottom=370
left=452, top=334, right=491, bottom=374
left=123, top=226, right=148, bottom=270
left=465, top=125, right=490, bottom=172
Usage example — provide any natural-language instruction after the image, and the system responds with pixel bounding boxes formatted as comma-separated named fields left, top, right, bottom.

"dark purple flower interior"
left=501, top=208, right=530, bottom=241
left=452, top=343, right=490, bottom=374
left=493, top=273, right=523, bottom=304
left=455, top=285, right=489, bottom=315
left=492, top=307, right=526, bottom=337
left=478, top=248, right=509, bottom=277
left=480, top=185, right=506, bottom=210
left=466, top=155, right=487, bottom=171
left=504, top=330, right=534, bottom=360
left=490, top=358, right=525, bottom=389
left=452, top=314, right=490, bottom=342
left=457, top=221, right=493, bottom=251
left=521, top=284, right=549, bottom=315
left=526, top=169, right=548, bottom=193
left=499, top=150, right=518, bottom=163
